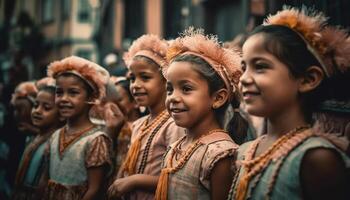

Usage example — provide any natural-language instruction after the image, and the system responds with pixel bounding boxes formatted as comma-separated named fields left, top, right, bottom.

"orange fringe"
left=120, top=110, right=169, bottom=175
left=155, top=168, right=172, bottom=200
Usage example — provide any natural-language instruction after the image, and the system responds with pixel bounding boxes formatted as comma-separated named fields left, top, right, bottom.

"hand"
left=104, top=102, right=125, bottom=129
left=18, top=122, right=40, bottom=135
left=107, top=176, right=138, bottom=199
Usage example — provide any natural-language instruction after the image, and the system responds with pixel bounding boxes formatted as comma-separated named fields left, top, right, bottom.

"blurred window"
left=42, top=0, right=54, bottom=23
left=61, top=0, right=70, bottom=20
left=78, top=0, right=91, bottom=23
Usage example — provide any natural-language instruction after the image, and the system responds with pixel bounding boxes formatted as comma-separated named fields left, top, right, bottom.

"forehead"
left=166, top=61, right=204, bottom=82
left=55, top=74, right=86, bottom=87
left=36, top=90, right=54, bottom=102
left=129, top=59, right=159, bottom=73
left=242, top=34, right=267, bottom=56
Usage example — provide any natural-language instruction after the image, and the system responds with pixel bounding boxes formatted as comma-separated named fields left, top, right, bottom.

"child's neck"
left=66, top=112, right=93, bottom=131
left=39, top=125, right=58, bottom=136
left=186, top=117, right=222, bottom=141
left=148, top=104, right=166, bottom=121
left=266, top=105, right=308, bottom=139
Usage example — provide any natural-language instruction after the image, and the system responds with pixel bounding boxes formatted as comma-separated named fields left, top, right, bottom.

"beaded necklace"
left=121, top=110, right=170, bottom=175
left=59, top=125, right=95, bottom=158
left=155, top=129, right=227, bottom=200
left=234, top=125, right=312, bottom=200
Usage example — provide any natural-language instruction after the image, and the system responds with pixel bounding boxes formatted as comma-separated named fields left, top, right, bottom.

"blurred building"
left=1, top=0, right=349, bottom=75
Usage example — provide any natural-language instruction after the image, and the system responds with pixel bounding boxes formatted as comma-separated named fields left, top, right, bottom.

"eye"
left=182, top=85, right=193, bottom=93
left=129, top=74, right=135, bottom=83
left=56, top=88, right=63, bottom=96
left=141, top=75, right=151, bottom=81
left=255, top=62, right=269, bottom=72
left=166, top=83, right=173, bottom=95
left=33, top=102, right=39, bottom=109
left=241, top=62, right=246, bottom=72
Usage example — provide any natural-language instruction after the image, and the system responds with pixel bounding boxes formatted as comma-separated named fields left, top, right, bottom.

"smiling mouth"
left=170, top=108, right=187, bottom=114
left=133, top=93, right=147, bottom=97
left=32, top=115, right=43, bottom=121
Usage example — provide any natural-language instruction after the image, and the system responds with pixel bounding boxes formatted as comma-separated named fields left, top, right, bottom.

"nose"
left=167, top=90, right=181, bottom=104
left=239, top=68, right=254, bottom=87
left=130, top=79, right=141, bottom=91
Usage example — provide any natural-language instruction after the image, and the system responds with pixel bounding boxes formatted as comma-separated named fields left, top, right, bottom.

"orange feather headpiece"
left=264, top=6, right=350, bottom=77
left=11, top=81, right=37, bottom=105
left=47, top=56, right=110, bottom=104
left=165, top=27, right=242, bottom=101
left=123, top=34, right=168, bottom=68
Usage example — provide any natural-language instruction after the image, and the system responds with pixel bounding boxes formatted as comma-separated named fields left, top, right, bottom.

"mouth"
left=242, top=91, right=260, bottom=101
left=133, top=92, right=147, bottom=97
left=32, top=115, right=43, bottom=121
left=169, top=107, right=187, bottom=114
left=58, top=105, right=74, bottom=113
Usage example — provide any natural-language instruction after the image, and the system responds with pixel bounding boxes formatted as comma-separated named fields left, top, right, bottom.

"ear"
left=212, top=88, right=229, bottom=109
left=298, top=66, right=324, bottom=93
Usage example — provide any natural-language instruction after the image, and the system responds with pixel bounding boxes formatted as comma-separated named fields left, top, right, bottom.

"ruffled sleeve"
left=85, top=134, right=113, bottom=169
left=199, top=140, right=238, bottom=189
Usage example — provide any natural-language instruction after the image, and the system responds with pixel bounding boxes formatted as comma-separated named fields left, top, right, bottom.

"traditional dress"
left=12, top=133, right=52, bottom=200
left=228, top=128, right=350, bottom=200
left=118, top=113, right=185, bottom=200
left=44, top=126, right=112, bottom=200
left=158, top=131, right=237, bottom=200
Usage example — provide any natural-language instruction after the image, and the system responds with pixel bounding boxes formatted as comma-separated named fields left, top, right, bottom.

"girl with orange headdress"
left=154, top=28, right=245, bottom=200
left=228, top=7, right=350, bottom=200
left=107, top=35, right=184, bottom=200
left=12, top=77, right=63, bottom=200
left=44, top=56, right=113, bottom=200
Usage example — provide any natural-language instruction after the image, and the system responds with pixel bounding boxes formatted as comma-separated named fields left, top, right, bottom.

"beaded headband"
left=47, top=56, right=110, bottom=104
left=165, top=27, right=242, bottom=101
left=264, top=6, right=350, bottom=77
left=11, top=81, right=37, bottom=105
left=123, top=34, right=168, bottom=69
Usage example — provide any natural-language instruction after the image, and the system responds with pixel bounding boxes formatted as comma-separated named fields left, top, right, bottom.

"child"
left=228, top=7, right=350, bottom=200
left=108, top=35, right=184, bottom=200
left=11, top=82, right=39, bottom=136
left=109, top=76, right=141, bottom=175
left=12, top=78, right=61, bottom=200
left=45, top=56, right=113, bottom=200
left=154, top=28, right=244, bottom=200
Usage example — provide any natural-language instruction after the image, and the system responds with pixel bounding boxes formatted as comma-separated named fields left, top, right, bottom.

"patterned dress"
left=118, top=115, right=185, bottom=200
left=162, top=131, right=238, bottom=200
left=12, top=134, right=51, bottom=200
left=228, top=130, right=350, bottom=200
left=44, top=126, right=112, bottom=200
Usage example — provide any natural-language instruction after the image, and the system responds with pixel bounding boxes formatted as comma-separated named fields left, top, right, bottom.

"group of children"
left=6, top=6, right=350, bottom=200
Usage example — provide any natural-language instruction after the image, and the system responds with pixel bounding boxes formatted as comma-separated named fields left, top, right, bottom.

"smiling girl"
left=228, top=7, right=350, bottom=200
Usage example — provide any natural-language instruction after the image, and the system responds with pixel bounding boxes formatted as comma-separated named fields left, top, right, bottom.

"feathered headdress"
left=35, top=77, right=56, bottom=89
left=47, top=56, right=110, bottom=104
left=264, top=6, right=350, bottom=77
left=123, top=34, right=168, bottom=68
left=165, top=27, right=242, bottom=101
left=11, top=81, right=37, bottom=105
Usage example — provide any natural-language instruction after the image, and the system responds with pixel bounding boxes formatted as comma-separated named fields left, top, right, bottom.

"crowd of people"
left=0, top=6, right=349, bottom=200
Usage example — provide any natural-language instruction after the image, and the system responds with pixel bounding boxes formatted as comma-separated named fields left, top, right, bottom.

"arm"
left=301, top=148, right=349, bottom=200
left=108, top=174, right=158, bottom=199
left=82, top=165, right=107, bottom=200
left=210, top=157, right=235, bottom=200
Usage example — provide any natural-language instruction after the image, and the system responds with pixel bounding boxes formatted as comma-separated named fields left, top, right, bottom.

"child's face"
left=129, top=59, right=166, bottom=109
left=31, top=90, right=59, bottom=129
left=115, top=84, right=136, bottom=118
left=239, top=34, right=301, bottom=117
left=165, top=61, right=215, bottom=128
left=13, top=98, right=33, bottom=131
left=55, top=75, right=91, bottom=120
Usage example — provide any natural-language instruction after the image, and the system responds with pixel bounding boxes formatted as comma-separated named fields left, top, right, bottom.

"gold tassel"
left=155, top=168, right=172, bottom=200
left=235, top=175, right=249, bottom=200
left=121, top=138, right=141, bottom=175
